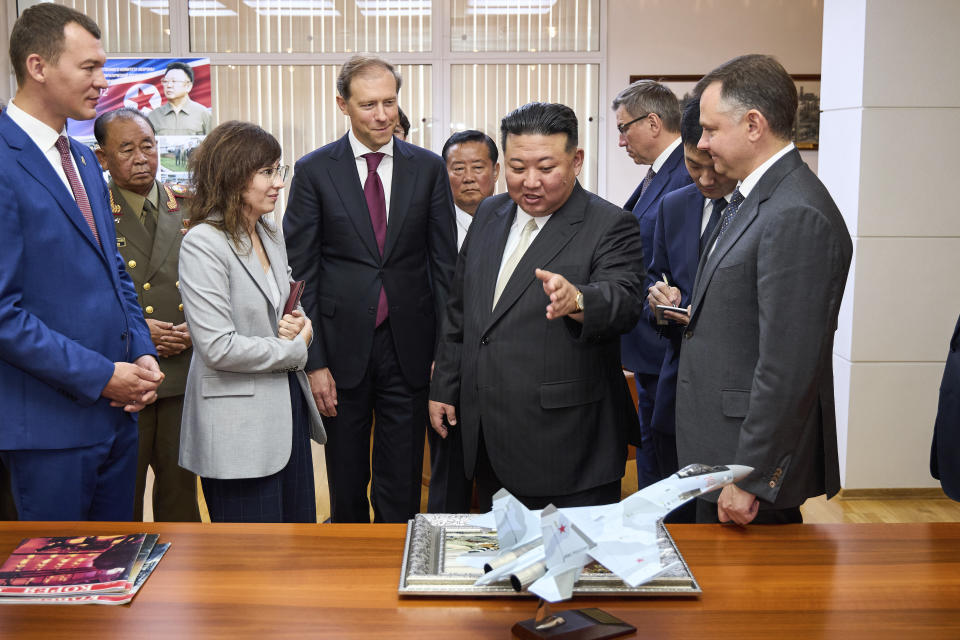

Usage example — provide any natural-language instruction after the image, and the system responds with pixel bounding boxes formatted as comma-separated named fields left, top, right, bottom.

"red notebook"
left=283, top=280, right=305, bottom=316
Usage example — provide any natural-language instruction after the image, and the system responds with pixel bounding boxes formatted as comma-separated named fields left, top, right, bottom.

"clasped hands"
left=146, top=318, right=191, bottom=357
left=279, top=309, right=312, bottom=345
left=103, top=355, right=164, bottom=413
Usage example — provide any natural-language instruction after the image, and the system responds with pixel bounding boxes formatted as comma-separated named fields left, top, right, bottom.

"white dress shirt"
left=6, top=100, right=77, bottom=197
left=348, top=129, right=394, bottom=219
left=455, top=205, right=473, bottom=251
left=496, top=207, right=552, bottom=284
left=738, top=142, right=795, bottom=199
left=701, top=193, right=732, bottom=236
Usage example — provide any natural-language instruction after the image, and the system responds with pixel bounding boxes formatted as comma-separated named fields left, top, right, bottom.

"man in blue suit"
left=612, top=80, right=691, bottom=488
left=931, top=313, right=960, bottom=502
left=0, top=4, right=162, bottom=521
left=644, top=99, right=737, bottom=521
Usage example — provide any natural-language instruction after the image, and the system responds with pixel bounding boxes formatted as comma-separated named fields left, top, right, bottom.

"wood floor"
left=146, top=442, right=960, bottom=525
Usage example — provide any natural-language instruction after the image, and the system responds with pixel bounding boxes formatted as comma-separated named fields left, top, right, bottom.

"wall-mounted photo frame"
left=628, top=74, right=821, bottom=150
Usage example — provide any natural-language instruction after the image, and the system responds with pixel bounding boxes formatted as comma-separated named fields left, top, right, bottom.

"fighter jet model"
left=455, top=463, right=753, bottom=602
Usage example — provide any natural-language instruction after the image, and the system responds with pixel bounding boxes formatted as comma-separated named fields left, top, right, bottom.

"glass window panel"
left=209, top=63, right=431, bottom=214
left=190, top=0, right=432, bottom=53
left=38, top=0, right=170, bottom=52
left=449, top=63, right=598, bottom=193
left=450, top=0, right=598, bottom=52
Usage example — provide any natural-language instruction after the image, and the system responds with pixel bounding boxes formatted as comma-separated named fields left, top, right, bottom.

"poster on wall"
left=67, top=58, right=212, bottom=181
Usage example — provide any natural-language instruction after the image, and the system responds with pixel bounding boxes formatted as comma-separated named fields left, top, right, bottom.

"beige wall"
left=604, top=0, right=824, bottom=204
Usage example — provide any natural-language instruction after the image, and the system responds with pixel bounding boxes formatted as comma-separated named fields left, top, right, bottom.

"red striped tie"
left=55, top=136, right=100, bottom=245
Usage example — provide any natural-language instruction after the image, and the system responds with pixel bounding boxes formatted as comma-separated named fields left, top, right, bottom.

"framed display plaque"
left=398, top=513, right=701, bottom=597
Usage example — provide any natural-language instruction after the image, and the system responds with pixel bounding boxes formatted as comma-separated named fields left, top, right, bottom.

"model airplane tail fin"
left=491, top=488, right=541, bottom=550
left=523, top=505, right=591, bottom=602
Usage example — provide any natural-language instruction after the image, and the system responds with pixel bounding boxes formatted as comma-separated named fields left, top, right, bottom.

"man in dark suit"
left=284, top=55, right=457, bottom=523
left=643, top=99, right=737, bottom=523
left=676, top=55, right=852, bottom=525
left=430, top=102, right=644, bottom=510
left=931, top=313, right=960, bottom=502
left=612, top=80, right=692, bottom=489
left=0, top=5, right=162, bottom=521
left=94, top=108, right=200, bottom=522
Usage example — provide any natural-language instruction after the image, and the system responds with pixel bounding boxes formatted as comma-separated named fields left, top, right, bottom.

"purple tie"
left=55, top=136, right=100, bottom=246
left=639, top=167, right=656, bottom=197
left=363, top=152, right=389, bottom=327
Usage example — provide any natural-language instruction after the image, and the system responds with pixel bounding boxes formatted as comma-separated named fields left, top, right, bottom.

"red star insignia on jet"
left=558, top=524, right=566, bottom=533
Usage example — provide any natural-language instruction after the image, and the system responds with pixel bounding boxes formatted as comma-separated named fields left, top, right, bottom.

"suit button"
left=480, top=336, right=489, bottom=345
left=142, top=282, right=151, bottom=291
left=179, top=303, right=184, bottom=311
left=769, top=480, right=776, bottom=488
left=128, top=260, right=137, bottom=268
left=368, top=307, right=376, bottom=315
left=684, top=330, right=693, bottom=339
left=121, top=331, right=128, bottom=341
left=145, top=306, right=154, bottom=314
left=175, top=280, right=180, bottom=288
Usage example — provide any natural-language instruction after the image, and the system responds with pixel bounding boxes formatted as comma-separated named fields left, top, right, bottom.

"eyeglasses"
left=617, top=113, right=651, bottom=135
left=257, top=165, right=290, bottom=181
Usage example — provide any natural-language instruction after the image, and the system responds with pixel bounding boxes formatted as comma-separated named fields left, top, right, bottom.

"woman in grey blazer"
left=178, top=121, right=325, bottom=523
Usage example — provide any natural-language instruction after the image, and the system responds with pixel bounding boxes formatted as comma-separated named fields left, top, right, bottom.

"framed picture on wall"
left=628, top=74, right=821, bottom=150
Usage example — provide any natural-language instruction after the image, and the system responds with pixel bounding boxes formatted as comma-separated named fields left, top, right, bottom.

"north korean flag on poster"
left=67, top=58, right=211, bottom=145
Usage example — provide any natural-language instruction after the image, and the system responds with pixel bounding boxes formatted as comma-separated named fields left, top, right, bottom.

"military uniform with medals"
left=111, top=178, right=201, bottom=522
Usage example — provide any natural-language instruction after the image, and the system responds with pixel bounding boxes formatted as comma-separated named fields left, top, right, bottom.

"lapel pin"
left=80, top=156, right=86, bottom=166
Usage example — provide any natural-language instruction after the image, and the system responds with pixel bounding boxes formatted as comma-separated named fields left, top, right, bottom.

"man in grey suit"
left=430, top=102, right=644, bottom=510
left=676, top=55, right=853, bottom=524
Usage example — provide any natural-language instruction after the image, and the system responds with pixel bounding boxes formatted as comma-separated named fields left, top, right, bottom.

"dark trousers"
left=1, top=416, right=138, bottom=521
left=474, top=430, right=621, bottom=512
left=0, top=458, right=17, bottom=520
left=324, top=321, right=428, bottom=523
left=426, top=422, right=473, bottom=513
left=134, top=394, right=200, bottom=522
left=695, top=498, right=803, bottom=524
left=651, top=430, right=696, bottom=523
left=634, top=372, right=660, bottom=490
left=201, top=373, right=316, bottom=524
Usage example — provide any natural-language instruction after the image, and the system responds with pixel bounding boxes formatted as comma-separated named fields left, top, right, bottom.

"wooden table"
left=1, top=522, right=958, bottom=639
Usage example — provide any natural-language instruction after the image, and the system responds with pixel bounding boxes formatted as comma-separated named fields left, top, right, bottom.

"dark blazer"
left=283, top=134, right=457, bottom=389
left=0, top=112, right=155, bottom=452
left=676, top=148, right=852, bottom=510
left=110, top=179, right=191, bottom=397
left=931, top=314, right=960, bottom=501
left=620, top=143, right=692, bottom=375
left=644, top=184, right=705, bottom=436
left=430, top=184, right=644, bottom=497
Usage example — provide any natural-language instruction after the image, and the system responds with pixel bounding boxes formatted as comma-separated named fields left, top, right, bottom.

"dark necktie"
left=363, top=152, right=389, bottom=326
left=700, top=197, right=726, bottom=255
left=714, top=188, right=745, bottom=245
left=639, top=167, right=656, bottom=198
left=142, top=197, right=158, bottom=238
left=55, top=136, right=100, bottom=245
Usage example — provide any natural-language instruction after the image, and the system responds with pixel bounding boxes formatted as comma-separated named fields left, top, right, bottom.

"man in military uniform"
left=94, top=107, right=200, bottom=522
left=146, top=62, right=211, bottom=136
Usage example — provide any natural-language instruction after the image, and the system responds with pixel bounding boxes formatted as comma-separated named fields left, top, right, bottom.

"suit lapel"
left=631, top=144, right=683, bottom=218
left=486, top=184, right=586, bottom=330
left=689, top=149, right=804, bottom=320
left=327, top=134, right=380, bottom=262
left=474, top=196, right=515, bottom=325
left=383, top=140, right=414, bottom=262
left=146, top=183, right=182, bottom=281
left=682, top=190, right=704, bottom=290
left=229, top=230, right=276, bottom=326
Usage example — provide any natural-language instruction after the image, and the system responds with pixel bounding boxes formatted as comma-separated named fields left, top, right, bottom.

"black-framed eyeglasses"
left=617, top=113, right=651, bottom=135
left=258, top=164, right=290, bottom=181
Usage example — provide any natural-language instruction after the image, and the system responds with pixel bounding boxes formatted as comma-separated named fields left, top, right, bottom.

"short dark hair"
left=694, top=54, right=797, bottom=140
left=94, top=107, right=156, bottom=146
left=188, top=121, right=282, bottom=249
left=679, top=99, right=702, bottom=149
left=337, top=55, right=402, bottom=102
left=611, top=80, right=681, bottom=132
left=441, top=130, right=499, bottom=165
left=396, top=107, right=411, bottom=137
left=500, top=102, right=578, bottom=153
left=9, top=4, right=101, bottom=87
left=164, top=61, right=195, bottom=84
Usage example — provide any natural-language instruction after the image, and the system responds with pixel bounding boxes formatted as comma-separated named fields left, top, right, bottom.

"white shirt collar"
left=348, top=128, right=394, bottom=159
left=515, top=206, right=552, bottom=230
left=651, top=136, right=682, bottom=173
left=738, top=142, right=795, bottom=199
left=5, top=99, right=66, bottom=154
left=455, top=205, right=473, bottom=229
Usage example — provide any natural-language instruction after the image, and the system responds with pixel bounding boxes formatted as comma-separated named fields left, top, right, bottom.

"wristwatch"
left=574, top=289, right=584, bottom=313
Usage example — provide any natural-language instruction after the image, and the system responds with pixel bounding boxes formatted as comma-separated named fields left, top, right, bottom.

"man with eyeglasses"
left=147, top=62, right=212, bottom=136
left=93, top=107, right=200, bottom=523
left=612, top=79, right=691, bottom=491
